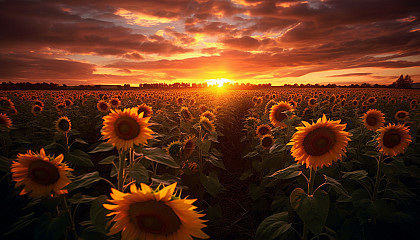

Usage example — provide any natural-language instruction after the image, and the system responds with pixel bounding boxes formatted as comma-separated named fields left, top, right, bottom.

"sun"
left=206, top=78, right=233, bottom=87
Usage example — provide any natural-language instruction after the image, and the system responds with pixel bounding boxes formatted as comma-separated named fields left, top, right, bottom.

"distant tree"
left=391, top=74, right=413, bottom=88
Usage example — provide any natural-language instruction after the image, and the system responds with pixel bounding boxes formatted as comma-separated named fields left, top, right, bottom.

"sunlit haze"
left=0, top=0, right=419, bottom=86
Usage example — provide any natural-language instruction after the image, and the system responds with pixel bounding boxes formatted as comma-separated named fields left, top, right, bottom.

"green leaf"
left=0, top=155, right=11, bottom=172
left=34, top=212, right=70, bottom=240
left=342, top=170, right=368, bottom=181
left=268, top=163, right=302, bottom=180
left=243, top=151, right=259, bottom=158
left=143, top=147, right=178, bottom=168
left=4, top=212, right=37, bottom=237
left=206, top=154, right=226, bottom=170
left=74, top=138, right=88, bottom=145
left=196, top=139, right=211, bottom=154
left=128, top=162, right=149, bottom=183
left=90, top=195, right=111, bottom=234
left=98, top=155, right=117, bottom=165
left=65, top=171, right=102, bottom=191
left=269, top=140, right=285, bottom=154
left=200, top=172, right=224, bottom=197
left=65, top=149, right=93, bottom=167
left=323, top=175, right=351, bottom=201
left=89, top=142, right=115, bottom=153
left=255, top=212, right=291, bottom=240
left=290, top=188, right=329, bottom=235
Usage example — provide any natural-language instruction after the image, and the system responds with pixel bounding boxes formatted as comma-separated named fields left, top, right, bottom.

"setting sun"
left=206, top=78, right=234, bottom=87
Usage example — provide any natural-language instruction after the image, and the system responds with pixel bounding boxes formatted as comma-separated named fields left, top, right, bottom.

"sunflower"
left=256, top=124, right=272, bottom=138
left=377, top=124, right=411, bottom=157
left=244, top=117, right=260, bottom=128
left=183, top=136, right=196, bottom=158
left=176, top=97, right=183, bottom=105
left=136, top=103, right=153, bottom=118
left=31, top=105, right=43, bottom=116
left=288, top=114, right=352, bottom=170
left=0, top=97, right=15, bottom=109
left=288, top=100, right=297, bottom=108
left=102, top=108, right=154, bottom=150
left=0, top=113, right=12, bottom=129
left=199, top=105, right=208, bottom=113
left=366, top=97, right=377, bottom=105
left=362, top=109, right=385, bottom=131
left=97, top=100, right=110, bottom=112
left=64, top=99, right=73, bottom=107
left=351, top=99, right=359, bottom=107
left=103, top=183, right=209, bottom=240
left=199, top=117, right=215, bottom=133
left=200, top=111, right=216, bottom=122
left=308, top=98, right=317, bottom=107
left=166, top=141, right=183, bottom=158
left=10, top=148, right=73, bottom=198
left=394, top=110, right=409, bottom=121
left=269, top=101, right=293, bottom=128
left=109, top=98, right=121, bottom=108
left=260, top=134, right=274, bottom=149
left=56, top=103, right=66, bottom=112
left=265, top=100, right=277, bottom=113
left=56, top=116, right=71, bottom=134
left=180, top=107, right=193, bottom=121
left=34, top=100, right=44, bottom=107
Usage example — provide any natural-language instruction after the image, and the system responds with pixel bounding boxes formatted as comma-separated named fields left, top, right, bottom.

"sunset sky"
left=1, top=0, right=419, bottom=86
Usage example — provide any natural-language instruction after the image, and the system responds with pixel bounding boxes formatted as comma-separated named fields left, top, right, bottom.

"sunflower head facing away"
left=183, top=136, right=196, bottom=158
left=288, top=114, right=352, bottom=170
left=377, top=123, right=411, bottom=157
left=56, top=116, right=71, bottom=134
left=200, top=111, right=216, bottom=122
left=199, top=117, right=216, bottom=133
left=11, top=148, right=73, bottom=198
left=362, top=109, right=385, bottom=131
left=180, top=107, right=193, bottom=122
left=103, top=183, right=209, bottom=240
left=269, top=101, right=293, bottom=128
left=102, top=108, right=154, bottom=150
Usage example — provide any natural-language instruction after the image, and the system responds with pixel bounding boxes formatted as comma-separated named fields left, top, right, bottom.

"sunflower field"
left=0, top=88, right=419, bottom=240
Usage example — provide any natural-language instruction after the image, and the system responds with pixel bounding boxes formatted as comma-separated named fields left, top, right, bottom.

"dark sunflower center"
left=58, top=120, right=70, bottom=131
left=100, top=103, right=108, bottom=110
left=397, top=112, right=406, bottom=119
left=181, top=109, right=192, bottom=119
left=65, top=100, right=71, bottom=106
left=0, top=117, right=5, bottom=124
left=383, top=130, right=401, bottom=148
left=261, top=137, right=273, bottom=148
left=366, top=115, right=378, bottom=126
left=303, top=127, right=336, bottom=156
left=274, top=109, right=288, bottom=122
left=310, top=99, right=316, bottom=104
left=0, top=100, right=12, bottom=107
left=369, top=98, right=375, bottom=103
left=114, top=117, right=140, bottom=140
left=137, top=108, right=149, bottom=117
left=111, top=100, right=119, bottom=105
left=34, top=106, right=41, bottom=112
left=129, top=200, right=181, bottom=235
left=28, top=160, right=60, bottom=185
left=258, top=127, right=269, bottom=135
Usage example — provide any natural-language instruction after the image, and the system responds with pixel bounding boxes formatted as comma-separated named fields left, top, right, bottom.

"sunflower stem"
left=61, top=195, right=78, bottom=239
left=302, top=168, right=316, bottom=240
left=118, top=150, right=127, bottom=191
left=372, top=154, right=383, bottom=202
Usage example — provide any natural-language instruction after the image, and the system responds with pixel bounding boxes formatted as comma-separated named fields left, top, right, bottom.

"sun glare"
left=206, top=78, right=233, bottom=87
